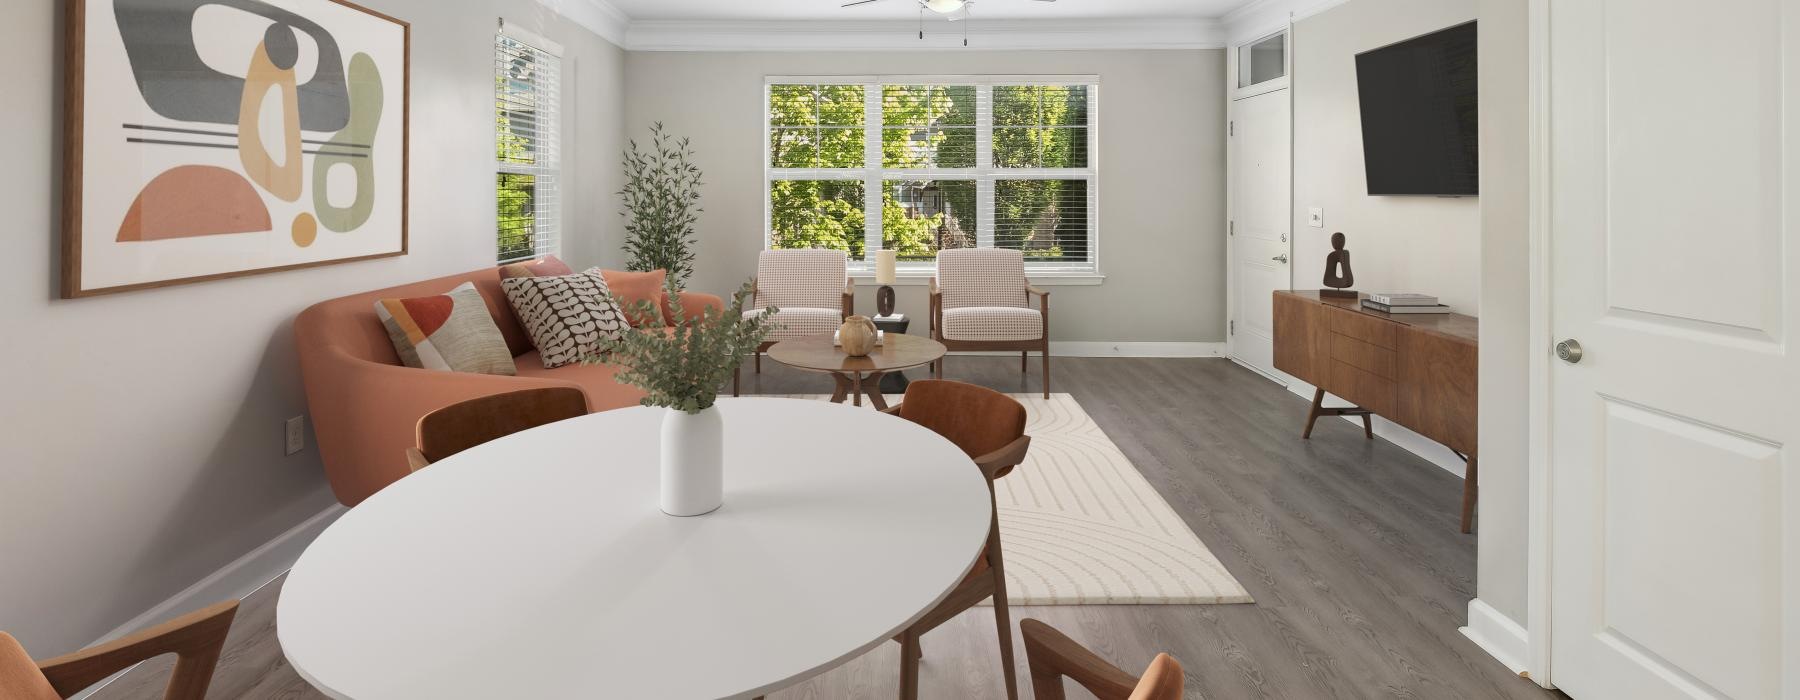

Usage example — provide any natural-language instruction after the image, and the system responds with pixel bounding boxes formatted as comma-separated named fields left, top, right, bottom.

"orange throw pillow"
left=497, top=255, right=574, bottom=280
left=601, top=269, right=668, bottom=327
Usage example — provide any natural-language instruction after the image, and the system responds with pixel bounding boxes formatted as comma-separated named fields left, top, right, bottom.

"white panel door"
left=1548, top=1, right=1799, bottom=698
left=1229, top=86, right=1292, bottom=378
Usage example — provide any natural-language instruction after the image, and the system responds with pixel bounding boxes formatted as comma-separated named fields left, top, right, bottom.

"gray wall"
left=622, top=50, right=1226, bottom=342
left=1476, top=0, right=1530, bottom=626
left=1292, top=0, right=1481, bottom=314
left=0, top=0, right=623, bottom=655
left=1292, top=0, right=1530, bottom=628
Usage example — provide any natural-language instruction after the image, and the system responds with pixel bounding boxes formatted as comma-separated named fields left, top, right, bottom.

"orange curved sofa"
left=296, top=266, right=720, bottom=506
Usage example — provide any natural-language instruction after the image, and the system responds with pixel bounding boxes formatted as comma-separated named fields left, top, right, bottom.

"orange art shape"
left=239, top=41, right=303, bottom=202
left=117, top=165, right=272, bottom=242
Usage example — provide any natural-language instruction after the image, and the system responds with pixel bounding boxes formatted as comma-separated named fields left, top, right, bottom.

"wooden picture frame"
left=62, top=0, right=410, bottom=298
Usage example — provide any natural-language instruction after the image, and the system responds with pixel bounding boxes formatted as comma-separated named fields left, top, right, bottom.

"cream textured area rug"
left=787, top=393, right=1253, bottom=606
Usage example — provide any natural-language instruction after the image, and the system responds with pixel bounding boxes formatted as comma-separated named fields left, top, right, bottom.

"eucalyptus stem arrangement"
left=619, top=122, right=702, bottom=287
left=586, top=280, right=776, bottom=414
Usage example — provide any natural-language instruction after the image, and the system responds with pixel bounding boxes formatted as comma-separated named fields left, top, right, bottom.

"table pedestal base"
left=829, top=371, right=890, bottom=410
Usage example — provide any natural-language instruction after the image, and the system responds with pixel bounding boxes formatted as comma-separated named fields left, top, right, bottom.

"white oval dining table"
left=277, top=398, right=993, bottom=700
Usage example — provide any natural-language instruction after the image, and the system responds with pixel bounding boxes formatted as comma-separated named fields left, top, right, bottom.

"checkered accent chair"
left=936, top=249, right=1043, bottom=341
left=931, top=248, right=1051, bottom=397
left=747, top=249, right=851, bottom=341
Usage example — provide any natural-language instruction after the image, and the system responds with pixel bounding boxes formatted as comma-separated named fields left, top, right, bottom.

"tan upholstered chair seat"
left=941, top=307, right=1044, bottom=342
left=751, top=307, right=843, bottom=341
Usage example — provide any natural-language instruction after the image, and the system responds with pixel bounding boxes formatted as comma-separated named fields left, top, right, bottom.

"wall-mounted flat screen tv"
left=1355, top=21, right=1479, bottom=196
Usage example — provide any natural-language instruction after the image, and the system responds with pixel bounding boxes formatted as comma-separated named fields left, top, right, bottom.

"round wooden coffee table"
left=767, top=333, right=946, bottom=410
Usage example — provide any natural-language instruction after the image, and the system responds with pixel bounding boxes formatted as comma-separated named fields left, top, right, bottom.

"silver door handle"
left=1556, top=339, right=1584, bottom=364
left=1272, top=254, right=1289, bottom=263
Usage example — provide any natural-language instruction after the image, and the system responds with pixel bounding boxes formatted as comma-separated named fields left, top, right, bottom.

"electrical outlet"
left=285, top=416, right=306, bottom=456
left=1308, top=207, right=1325, bottom=228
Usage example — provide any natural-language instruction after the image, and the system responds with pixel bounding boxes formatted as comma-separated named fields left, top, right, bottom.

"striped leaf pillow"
left=501, top=268, right=630, bottom=369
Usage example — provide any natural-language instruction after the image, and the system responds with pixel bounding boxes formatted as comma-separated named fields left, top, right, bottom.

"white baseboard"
left=948, top=342, right=1226, bottom=358
left=1053, top=341, right=1226, bottom=358
left=1461, top=598, right=1531, bottom=678
left=1281, top=380, right=1468, bottom=477
left=73, top=504, right=346, bottom=698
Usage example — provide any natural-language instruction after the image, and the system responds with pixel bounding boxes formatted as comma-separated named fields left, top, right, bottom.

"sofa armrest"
left=664, top=291, right=724, bottom=325
left=299, top=346, right=589, bottom=505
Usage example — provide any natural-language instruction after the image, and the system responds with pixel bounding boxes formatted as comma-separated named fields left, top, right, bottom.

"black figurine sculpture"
left=1320, top=232, right=1357, bottom=298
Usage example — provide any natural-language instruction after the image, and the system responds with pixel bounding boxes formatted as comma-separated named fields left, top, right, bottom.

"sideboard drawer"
left=1328, top=360, right=1397, bottom=417
left=1330, top=332, right=1397, bottom=379
left=1325, top=306, right=1400, bottom=349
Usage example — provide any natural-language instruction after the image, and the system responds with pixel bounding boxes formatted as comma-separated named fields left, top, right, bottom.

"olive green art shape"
left=312, top=53, right=382, bottom=233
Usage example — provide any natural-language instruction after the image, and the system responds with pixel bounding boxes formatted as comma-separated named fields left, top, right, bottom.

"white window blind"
left=765, top=76, right=1099, bottom=276
left=496, top=29, right=561, bottom=264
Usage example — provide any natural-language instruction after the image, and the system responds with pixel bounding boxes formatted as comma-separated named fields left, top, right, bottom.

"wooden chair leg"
left=733, top=365, right=741, bottom=397
left=1029, top=664, right=1068, bottom=700
left=1041, top=341, right=1050, bottom=399
left=1362, top=413, right=1374, bottom=439
left=899, top=630, right=923, bottom=700
left=1021, top=351, right=1028, bottom=373
left=934, top=354, right=944, bottom=380
left=1461, top=455, right=1479, bottom=533
left=1302, top=388, right=1326, bottom=439
left=987, top=497, right=1021, bottom=700
left=755, top=351, right=762, bottom=373
left=992, top=581, right=1020, bottom=700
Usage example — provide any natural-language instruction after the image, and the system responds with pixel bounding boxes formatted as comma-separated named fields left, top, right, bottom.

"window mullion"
left=975, top=85, right=995, bottom=249
left=863, top=82, right=883, bottom=261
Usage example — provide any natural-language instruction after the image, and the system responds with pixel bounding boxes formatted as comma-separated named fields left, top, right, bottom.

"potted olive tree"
left=587, top=280, right=775, bottom=516
left=619, top=122, right=702, bottom=287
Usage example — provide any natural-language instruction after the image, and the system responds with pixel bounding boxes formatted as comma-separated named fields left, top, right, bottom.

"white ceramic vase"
left=660, top=406, right=723, bottom=516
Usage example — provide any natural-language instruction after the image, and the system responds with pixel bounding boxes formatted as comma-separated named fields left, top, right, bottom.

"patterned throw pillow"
left=502, top=268, right=630, bottom=369
left=375, top=282, right=517, bottom=375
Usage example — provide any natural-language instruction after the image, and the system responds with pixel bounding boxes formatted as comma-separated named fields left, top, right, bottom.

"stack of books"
left=1362, top=293, right=1452, bottom=315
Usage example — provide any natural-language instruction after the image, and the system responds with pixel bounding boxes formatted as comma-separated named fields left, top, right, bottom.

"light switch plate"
left=286, top=416, right=306, bottom=456
left=1307, top=207, right=1324, bottom=228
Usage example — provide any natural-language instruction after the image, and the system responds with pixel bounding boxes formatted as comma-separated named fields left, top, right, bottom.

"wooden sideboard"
left=1272, top=291, right=1480, bottom=532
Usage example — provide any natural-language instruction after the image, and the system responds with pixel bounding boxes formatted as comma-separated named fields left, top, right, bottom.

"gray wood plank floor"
left=94, top=357, right=1557, bottom=699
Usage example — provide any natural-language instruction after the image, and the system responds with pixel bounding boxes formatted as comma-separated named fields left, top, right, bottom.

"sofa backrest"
left=295, top=267, right=535, bottom=365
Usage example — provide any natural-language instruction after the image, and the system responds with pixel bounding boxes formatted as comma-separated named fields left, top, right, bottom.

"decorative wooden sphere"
left=839, top=316, right=879, bottom=357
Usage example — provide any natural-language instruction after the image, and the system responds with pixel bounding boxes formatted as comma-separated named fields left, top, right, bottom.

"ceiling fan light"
left=925, top=0, right=965, bottom=14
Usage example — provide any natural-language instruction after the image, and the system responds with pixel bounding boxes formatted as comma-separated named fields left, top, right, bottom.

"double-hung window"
left=495, top=27, right=562, bottom=263
left=766, top=76, right=1099, bottom=277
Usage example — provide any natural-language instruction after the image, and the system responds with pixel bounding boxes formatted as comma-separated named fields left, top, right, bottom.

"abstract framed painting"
left=62, top=0, right=409, bottom=297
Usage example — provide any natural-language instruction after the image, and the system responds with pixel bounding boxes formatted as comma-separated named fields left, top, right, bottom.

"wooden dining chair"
left=882, top=379, right=1032, bottom=700
left=0, top=601, right=238, bottom=700
left=405, top=387, right=589, bottom=471
left=1021, top=619, right=1184, bottom=700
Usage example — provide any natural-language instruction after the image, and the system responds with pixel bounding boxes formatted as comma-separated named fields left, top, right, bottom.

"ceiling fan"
left=839, top=0, right=1058, bottom=45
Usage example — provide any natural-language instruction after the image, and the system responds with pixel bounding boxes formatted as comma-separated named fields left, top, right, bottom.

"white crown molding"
left=624, top=18, right=1226, bottom=52
left=1220, top=0, right=1353, bottom=47
left=535, top=0, right=630, bottom=47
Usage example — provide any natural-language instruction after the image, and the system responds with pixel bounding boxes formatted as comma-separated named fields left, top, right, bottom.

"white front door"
left=1228, top=86, right=1292, bottom=378
left=1547, top=1, right=1799, bottom=698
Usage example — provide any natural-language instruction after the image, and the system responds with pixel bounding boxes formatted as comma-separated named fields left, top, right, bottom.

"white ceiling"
left=603, top=0, right=1254, bottom=22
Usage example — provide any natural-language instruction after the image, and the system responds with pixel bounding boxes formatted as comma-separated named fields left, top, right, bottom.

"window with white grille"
left=765, top=76, right=1099, bottom=276
left=496, top=27, right=561, bottom=263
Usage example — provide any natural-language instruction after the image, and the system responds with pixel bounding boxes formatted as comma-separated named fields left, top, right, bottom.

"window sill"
left=849, top=272, right=1105, bottom=287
